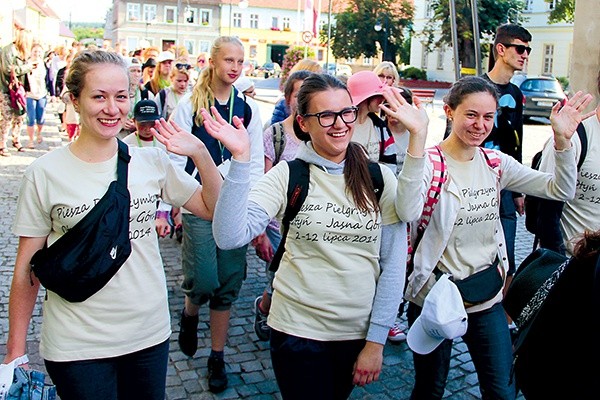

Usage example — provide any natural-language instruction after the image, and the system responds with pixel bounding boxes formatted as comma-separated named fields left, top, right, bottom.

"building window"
left=547, top=0, right=557, bottom=10
left=233, top=13, right=242, bottom=28
left=127, top=37, right=138, bottom=52
left=200, top=9, right=212, bottom=26
left=525, top=0, right=534, bottom=11
left=250, top=14, right=259, bottom=29
left=317, top=49, right=324, bottom=61
left=184, top=40, right=195, bottom=55
left=142, top=4, right=156, bottom=22
left=421, top=44, right=429, bottom=70
left=543, top=44, right=554, bottom=74
left=127, top=3, right=140, bottom=21
left=199, top=40, right=210, bottom=54
left=185, top=8, right=197, bottom=24
left=346, top=58, right=355, bottom=64
left=363, top=57, right=373, bottom=66
left=283, top=17, right=290, bottom=30
left=436, top=45, right=444, bottom=70
left=164, top=6, right=177, bottom=23
left=425, top=0, right=434, bottom=18
left=271, top=17, right=278, bottom=29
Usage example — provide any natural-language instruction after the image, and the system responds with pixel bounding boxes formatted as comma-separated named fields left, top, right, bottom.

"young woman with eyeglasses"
left=209, top=73, right=407, bottom=399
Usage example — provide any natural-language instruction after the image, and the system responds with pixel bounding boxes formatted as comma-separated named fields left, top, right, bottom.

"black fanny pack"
left=435, top=258, right=503, bottom=306
left=30, top=140, right=132, bottom=303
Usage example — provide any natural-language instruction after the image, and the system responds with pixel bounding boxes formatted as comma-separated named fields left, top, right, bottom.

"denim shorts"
left=181, top=214, right=247, bottom=310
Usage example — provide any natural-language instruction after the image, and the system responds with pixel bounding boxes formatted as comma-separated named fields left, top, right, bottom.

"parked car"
left=322, top=63, right=353, bottom=77
left=258, top=62, right=281, bottom=78
left=512, top=75, right=566, bottom=120
left=243, top=60, right=259, bottom=77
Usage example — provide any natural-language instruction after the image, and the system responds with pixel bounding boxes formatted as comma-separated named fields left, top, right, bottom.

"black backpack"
left=524, top=123, right=588, bottom=253
left=269, top=159, right=384, bottom=272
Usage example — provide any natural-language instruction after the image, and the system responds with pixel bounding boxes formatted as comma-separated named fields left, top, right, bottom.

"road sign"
left=302, top=31, right=313, bottom=44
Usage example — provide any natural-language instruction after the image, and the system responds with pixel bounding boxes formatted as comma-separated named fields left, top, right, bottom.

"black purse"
left=453, top=258, right=503, bottom=306
left=30, top=140, right=132, bottom=302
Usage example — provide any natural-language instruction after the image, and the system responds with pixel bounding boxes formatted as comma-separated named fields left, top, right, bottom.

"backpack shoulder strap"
left=480, top=147, right=502, bottom=176
left=417, top=145, right=448, bottom=233
left=269, top=159, right=310, bottom=272
left=367, top=162, right=384, bottom=202
left=141, top=88, right=149, bottom=100
left=576, top=122, right=587, bottom=170
left=272, top=122, right=286, bottom=165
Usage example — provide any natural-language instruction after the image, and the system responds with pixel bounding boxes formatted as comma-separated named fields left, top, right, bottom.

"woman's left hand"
left=550, top=91, right=595, bottom=149
left=200, top=106, right=251, bottom=162
left=152, top=118, right=205, bottom=157
left=352, top=342, right=383, bottom=386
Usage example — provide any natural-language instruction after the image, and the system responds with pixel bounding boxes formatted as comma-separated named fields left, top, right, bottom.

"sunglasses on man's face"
left=502, top=43, right=532, bottom=55
left=176, top=63, right=193, bottom=70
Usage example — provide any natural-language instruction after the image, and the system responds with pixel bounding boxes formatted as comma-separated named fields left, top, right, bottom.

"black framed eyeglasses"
left=175, top=63, right=192, bottom=70
left=302, top=106, right=358, bottom=127
left=501, top=43, right=532, bottom=55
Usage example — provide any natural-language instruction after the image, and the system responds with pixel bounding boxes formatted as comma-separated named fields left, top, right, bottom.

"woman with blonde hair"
left=3, top=49, right=231, bottom=400
left=144, top=50, right=174, bottom=95
left=373, top=61, right=399, bottom=87
left=155, top=61, right=191, bottom=121
left=0, top=27, right=34, bottom=155
left=169, top=35, right=264, bottom=393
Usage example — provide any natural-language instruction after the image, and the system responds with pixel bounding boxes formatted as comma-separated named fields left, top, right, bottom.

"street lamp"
left=374, top=17, right=388, bottom=62
left=506, top=7, right=519, bottom=24
left=229, top=0, right=249, bottom=35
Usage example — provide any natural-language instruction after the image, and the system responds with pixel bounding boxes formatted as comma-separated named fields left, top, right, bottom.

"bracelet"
left=155, top=211, right=170, bottom=220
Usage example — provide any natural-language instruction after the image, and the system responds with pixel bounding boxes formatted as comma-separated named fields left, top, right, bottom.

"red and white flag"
left=304, top=0, right=319, bottom=37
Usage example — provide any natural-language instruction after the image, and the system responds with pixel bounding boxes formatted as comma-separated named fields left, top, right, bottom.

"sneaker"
left=254, top=296, right=271, bottom=341
left=178, top=308, right=199, bottom=357
left=207, top=356, right=228, bottom=393
left=388, top=322, right=407, bottom=342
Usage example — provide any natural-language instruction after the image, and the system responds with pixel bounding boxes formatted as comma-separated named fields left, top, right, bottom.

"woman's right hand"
left=152, top=118, right=207, bottom=157
left=200, top=106, right=251, bottom=162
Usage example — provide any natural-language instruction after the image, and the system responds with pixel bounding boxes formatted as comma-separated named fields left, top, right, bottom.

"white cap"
left=156, top=51, right=175, bottom=63
left=407, top=274, right=468, bottom=355
left=234, top=76, right=254, bottom=93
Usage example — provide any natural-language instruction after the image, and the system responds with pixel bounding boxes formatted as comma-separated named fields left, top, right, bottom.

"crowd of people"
left=2, top=22, right=599, bottom=400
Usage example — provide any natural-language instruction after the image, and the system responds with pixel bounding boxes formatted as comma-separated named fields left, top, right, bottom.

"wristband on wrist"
left=155, top=211, right=170, bottom=220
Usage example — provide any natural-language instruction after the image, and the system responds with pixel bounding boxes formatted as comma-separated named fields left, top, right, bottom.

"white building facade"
left=409, top=0, right=574, bottom=82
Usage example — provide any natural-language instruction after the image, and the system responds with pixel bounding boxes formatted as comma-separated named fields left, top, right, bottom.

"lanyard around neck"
left=216, top=88, right=235, bottom=161
left=135, top=133, right=156, bottom=147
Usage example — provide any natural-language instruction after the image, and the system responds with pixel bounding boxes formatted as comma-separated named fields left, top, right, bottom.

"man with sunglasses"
left=482, top=24, right=532, bottom=327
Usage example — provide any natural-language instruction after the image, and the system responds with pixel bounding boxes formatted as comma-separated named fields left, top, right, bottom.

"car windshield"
left=522, top=79, right=562, bottom=93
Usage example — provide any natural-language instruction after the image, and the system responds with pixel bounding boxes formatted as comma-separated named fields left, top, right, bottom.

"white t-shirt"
left=249, top=162, right=399, bottom=341
left=352, top=118, right=380, bottom=162
left=13, top=145, right=198, bottom=361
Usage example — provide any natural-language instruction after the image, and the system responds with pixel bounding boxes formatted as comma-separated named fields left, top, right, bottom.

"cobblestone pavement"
left=0, top=99, right=546, bottom=399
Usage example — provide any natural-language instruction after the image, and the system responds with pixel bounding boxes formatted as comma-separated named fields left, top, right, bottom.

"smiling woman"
left=4, top=49, right=236, bottom=400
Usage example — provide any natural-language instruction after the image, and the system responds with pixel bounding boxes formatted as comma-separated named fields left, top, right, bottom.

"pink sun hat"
left=347, top=70, right=386, bottom=106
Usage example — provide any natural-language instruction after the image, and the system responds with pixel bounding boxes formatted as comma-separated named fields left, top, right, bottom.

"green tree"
left=72, top=26, right=104, bottom=42
left=325, top=0, right=413, bottom=64
left=547, top=0, right=575, bottom=24
left=421, top=0, right=523, bottom=71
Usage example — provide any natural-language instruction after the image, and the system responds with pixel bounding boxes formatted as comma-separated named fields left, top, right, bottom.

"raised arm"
left=152, top=118, right=222, bottom=219
left=379, top=86, right=429, bottom=158
left=550, top=91, right=595, bottom=150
